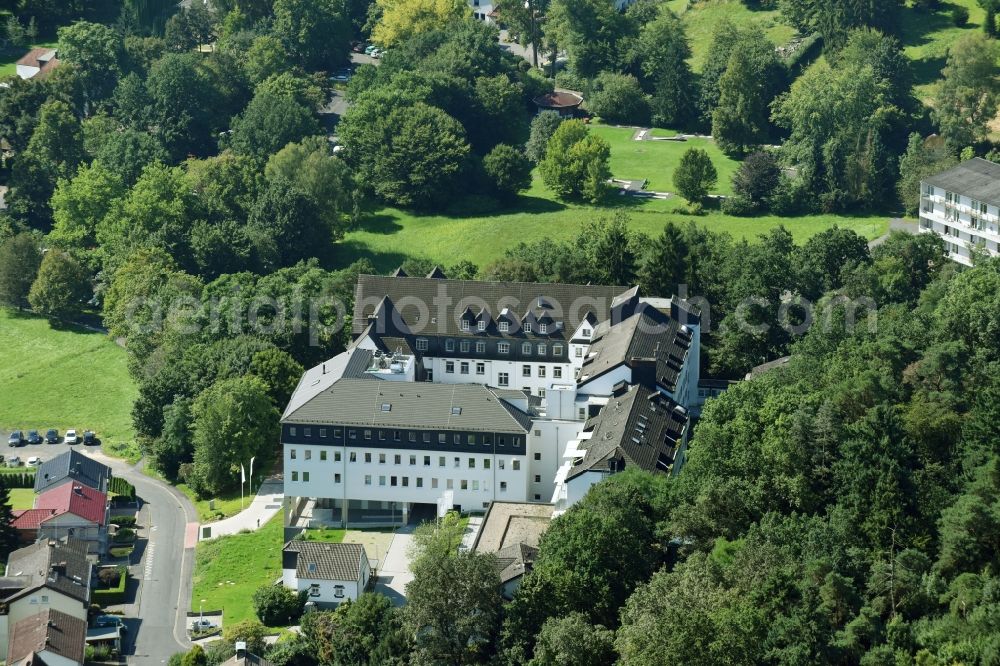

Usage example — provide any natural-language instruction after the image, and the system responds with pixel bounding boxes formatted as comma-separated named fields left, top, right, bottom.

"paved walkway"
left=869, top=218, right=917, bottom=248
left=459, top=516, right=483, bottom=552
left=374, top=526, right=415, bottom=606
left=198, top=478, right=284, bottom=540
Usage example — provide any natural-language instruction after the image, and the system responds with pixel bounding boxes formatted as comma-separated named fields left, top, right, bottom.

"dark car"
left=82, top=430, right=96, bottom=445
left=7, top=431, right=23, bottom=447
left=26, top=430, right=42, bottom=445
left=45, top=429, right=59, bottom=444
left=93, top=615, right=126, bottom=631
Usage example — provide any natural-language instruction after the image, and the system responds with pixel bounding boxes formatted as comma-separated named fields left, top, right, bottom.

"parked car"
left=8, top=456, right=22, bottom=467
left=370, top=48, right=383, bottom=58
left=364, top=44, right=377, bottom=55
left=93, top=615, right=126, bottom=631
left=83, top=430, right=96, bottom=445
left=191, top=618, right=215, bottom=632
left=45, top=429, right=59, bottom=444
left=26, top=456, right=41, bottom=466
left=65, top=429, right=78, bottom=445
left=26, top=430, right=42, bottom=445
left=8, top=431, right=23, bottom=447
left=351, top=41, right=365, bottom=53
left=331, top=68, right=352, bottom=82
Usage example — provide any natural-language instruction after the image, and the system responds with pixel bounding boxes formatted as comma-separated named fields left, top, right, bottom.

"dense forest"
left=0, top=1, right=999, bottom=661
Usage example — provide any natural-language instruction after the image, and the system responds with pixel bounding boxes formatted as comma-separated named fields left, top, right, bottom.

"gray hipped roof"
left=283, top=541, right=366, bottom=582
left=281, top=347, right=375, bottom=419
left=34, top=450, right=110, bottom=493
left=283, top=378, right=532, bottom=433
left=567, top=384, right=688, bottom=481
left=924, top=158, right=1000, bottom=207
left=3, top=539, right=92, bottom=604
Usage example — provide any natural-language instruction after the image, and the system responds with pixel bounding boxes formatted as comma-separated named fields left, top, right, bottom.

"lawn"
left=0, top=309, right=138, bottom=459
left=589, top=124, right=740, bottom=194
left=898, top=0, right=984, bottom=103
left=178, top=483, right=254, bottom=523
left=338, top=175, right=889, bottom=273
left=664, top=0, right=797, bottom=72
left=0, top=41, right=57, bottom=79
left=8, top=488, right=35, bottom=510
left=190, top=515, right=344, bottom=627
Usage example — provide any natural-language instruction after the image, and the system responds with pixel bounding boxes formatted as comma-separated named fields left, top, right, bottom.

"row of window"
left=289, top=470, right=514, bottom=494
left=289, top=449, right=524, bottom=470
left=287, top=426, right=522, bottom=447
left=417, top=338, right=567, bottom=356
left=443, top=360, right=564, bottom=380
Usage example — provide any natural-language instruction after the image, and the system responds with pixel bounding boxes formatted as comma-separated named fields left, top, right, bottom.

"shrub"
left=253, top=584, right=307, bottom=627
left=482, top=144, right=532, bottom=199
left=769, top=176, right=814, bottom=216
left=672, top=148, right=718, bottom=203
left=113, top=528, right=136, bottom=543
left=952, top=5, right=969, bottom=26
left=539, top=120, right=611, bottom=203
left=223, top=620, right=268, bottom=655
left=93, top=567, right=127, bottom=605
left=525, top=111, right=564, bottom=164
left=720, top=195, right=757, bottom=216
left=111, top=515, right=137, bottom=528
left=732, top=150, right=781, bottom=206
left=586, top=72, right=650, bottom=125
left=98, top=567, right=123, bottom=587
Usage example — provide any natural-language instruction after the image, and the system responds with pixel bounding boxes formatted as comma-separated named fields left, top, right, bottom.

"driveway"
left=198, top=478, right=283, bottom=540
left=869, top=218, right=917, bottom=248
left=374, top=525, right=415, bottom=606
left=0, top=431, right=106, bottom=466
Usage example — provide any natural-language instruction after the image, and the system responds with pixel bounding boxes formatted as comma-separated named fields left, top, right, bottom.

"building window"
left=446, top=479, right=454, bottom=490
left=446, top=361, right=455, bottom=373
left=290, top=449, right=297, bottom=460
left=476, top=362, right=485, bottom=375
left=457, top=339, right=470, bottom=354
left=469, top=458, right=476, bottom=468
left=534, top=494, right=541, bottom=501
left=498, top=372, right=509, bottom=386
left=500, top=481, right=507, bottom=492
left=365, top=475, right=372, bottom=485
left=379, top=430, right=386, bottom=440
left=424, top=455, right=431, bottom=466
left=379, top=476, right=386, bottom=486
left=362, top=452, right=369, bottom=462
left=445, top=339, right=455, bottom=352
left=439, top=433, right=447, bottom=444
left=478, top=321, right=486, bottom=331
left=291, top=471, right=298, bottom=481
left=460, top=362, right=469, bottom=374
left=334, top=473, right=341, bottom=483
left=524, top=322, right=532, bottom=333
left=394, top=454, right=401, bottom=465
left=484, top=458, right=491, bottom=469
left=522, top=364, right=531, bottom=377
left=416, top=338, right=428, bottom=351
left=499, top=321, right=510, bottom=333
left=498, top=342, right=510, bottom=354
left=304, top=428, right=311, bottom=437
left=537, top=344, right=546, bottom=355
left=553, top=344, right=563, bottom=356
left=379, top=453, right=386, bottom=464
left=391, top=476, right=397, bottom=486
left=364, top=429, right=371, bottom=440
left=289, top=427, right=297, bottom=437
left=349, top=429, right=357, bottom=439
left=539, top=388, right=546, bottom=398
left=416, top=477, right=423, bottom=487
left=321, top=451, right=328, bottom=461
left=320, top=428, right=327, bottom=438
left=454, top=457, right=461, bottom=468
left=334, top=428, right=342, bottom=438
left=476, top=341, right=486, bottom=353
left=472, top=480, right=480, bottom=490
left=303, top=472, right=310, bottom=482
left=499, top=460, right=505, bottom=470
left=409, top=454, right=416, bottom=465
left=554, top=367, right=562, bottom=379
left=522, top=342, right=531, bottom=355
left=439, top=456, right=446, bottom=466
left=513, top=460, right=521, bottom=470
left=334, top=585, right=345, bottom=598
left=310, top=584, right=321, bottom=597
left=534, top=474, right=541, bottom=482
left=402, top=476, right=409, bottom=487
left=539, top=323, right=548, bottom=334
left=461, top=320, right=470, bottom=331
left=538, top=366, right=546, bottom=378
left=578, top=407, right=586, bottom=419
left=461, top=480, right=469, bottom=490
left=432, top=478, right=439, bottom=488
left=394, top=430, right=401, bottom=441
left=304, top=450, right=312, bottom=460
left=423, top=432, right=431, bottom=442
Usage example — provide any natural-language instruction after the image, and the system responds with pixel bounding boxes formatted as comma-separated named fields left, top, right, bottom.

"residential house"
left=0, top=540, right=92, bottom=658
left=7, top=609, right=86, bottom=666
left=281, top=541, right=371, bottom=607
left=15, top=48, right=59, bottom=80
left=472, top=502, right=553, bottom=599
left=34, top=451, right=111, bottom=494
left=919, top=157, right=1000, bottom=266
left=13, top=483, right=109, bottom=554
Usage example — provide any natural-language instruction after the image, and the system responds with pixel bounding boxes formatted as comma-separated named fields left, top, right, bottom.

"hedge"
left=92, top=566, right=127, bottom=606
left=108, top=477, right=135, bottom=498
left=0, top=471, right=37, bottom=488
left=110, top=515, right=137, bottom=528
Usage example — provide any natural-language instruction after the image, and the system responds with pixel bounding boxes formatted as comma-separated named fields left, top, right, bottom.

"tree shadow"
left=898, top=2, right=970, bottom=88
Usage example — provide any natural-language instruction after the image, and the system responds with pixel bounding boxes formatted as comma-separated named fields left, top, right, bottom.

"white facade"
left=282, top=554, right=371, bottom=606
left=469, top=0, right=495, bottom=22
left=919, top=179, right=1000, bottom=267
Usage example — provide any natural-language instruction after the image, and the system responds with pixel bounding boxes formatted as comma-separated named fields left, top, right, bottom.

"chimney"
left=235, top=641, right=247, bottom=660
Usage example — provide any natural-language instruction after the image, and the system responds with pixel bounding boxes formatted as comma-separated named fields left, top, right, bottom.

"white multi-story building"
left=281, top=269, right=704, bottom=529
left=919, top=157, right=1000, bottom=266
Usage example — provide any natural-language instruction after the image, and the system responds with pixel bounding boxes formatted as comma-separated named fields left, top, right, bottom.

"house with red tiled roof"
left=15, top=48, right=59, bottom=80
left=12, top=484, right=109, bottom=554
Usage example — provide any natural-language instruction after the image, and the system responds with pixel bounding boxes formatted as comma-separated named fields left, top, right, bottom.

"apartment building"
left=281, top=270, right=703, bottom=528
left=919, top=157, right=1000, bottom=266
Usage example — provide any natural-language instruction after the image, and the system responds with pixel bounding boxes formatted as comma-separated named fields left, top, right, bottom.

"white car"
left=7, top=456, right=21, bottom=467
left=26, top=456, right=41, bottom=466
left=64, top=430, right=78, bottom=445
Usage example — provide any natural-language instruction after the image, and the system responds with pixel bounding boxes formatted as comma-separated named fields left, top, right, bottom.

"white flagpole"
left=240, top=463, right=246, bottom=510
left=249, top=456, right=256, bottom=495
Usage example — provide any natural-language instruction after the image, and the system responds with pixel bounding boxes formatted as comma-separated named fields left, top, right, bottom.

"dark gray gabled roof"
left=282, top=347, right=375, bottom=419
left=924, top=158, right=1000, bottom=207
left=282, top=378, right=533, bottom=433
left=494, top=543, right=538, bottom=586
left=283, top=541, right=366, bottom=582
left=4, top=539, right=92, bottom=604
left=577, top=304, right=694, bottom=392
left=352, top=274, right=628, bottom=339
left=34, top=450, right=111, bottom=493
left=567, top=384, right=688, bottom=481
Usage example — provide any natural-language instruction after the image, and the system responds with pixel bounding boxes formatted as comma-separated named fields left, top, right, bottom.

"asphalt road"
left=1, top=430, right=104, bottom=466
left=90, top=452, right=199, bottom=665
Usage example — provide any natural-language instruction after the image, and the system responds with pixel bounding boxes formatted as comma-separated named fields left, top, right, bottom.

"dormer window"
left=524, top=323, right=532, bottom=333
left=539, top=323, right=548, bottom=334
left=499, top=321, right=510, bottom=333
left=477, top=321, right=486, bottom=332
left=522, top=342, right=531, bottom=355
left=461, top=320, right=470, bottom=331
left=445, top=339, right=455, bottom=352
left=582, top=328, right=591, bottom=337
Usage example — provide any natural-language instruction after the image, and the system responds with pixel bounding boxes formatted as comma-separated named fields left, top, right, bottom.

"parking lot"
left=0, top=429, right=102, bottom=466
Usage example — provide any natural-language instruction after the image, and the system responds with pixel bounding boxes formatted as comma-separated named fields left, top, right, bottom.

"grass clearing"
left=191, top=513, right=290, bottom=627
left=589, top=124, right=740, bottom=194
left=8, top=488, right=35, bottom=510
left=299, top=527, right=347, bottom=542
left=0, top=309, right=138, bottom=459
left=898, top=0, right=983, bottom=103
left=178, top=484, right=251, bottom=523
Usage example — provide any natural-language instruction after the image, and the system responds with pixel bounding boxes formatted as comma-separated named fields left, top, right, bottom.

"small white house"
left=281, top=541, right=371, bottom=607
